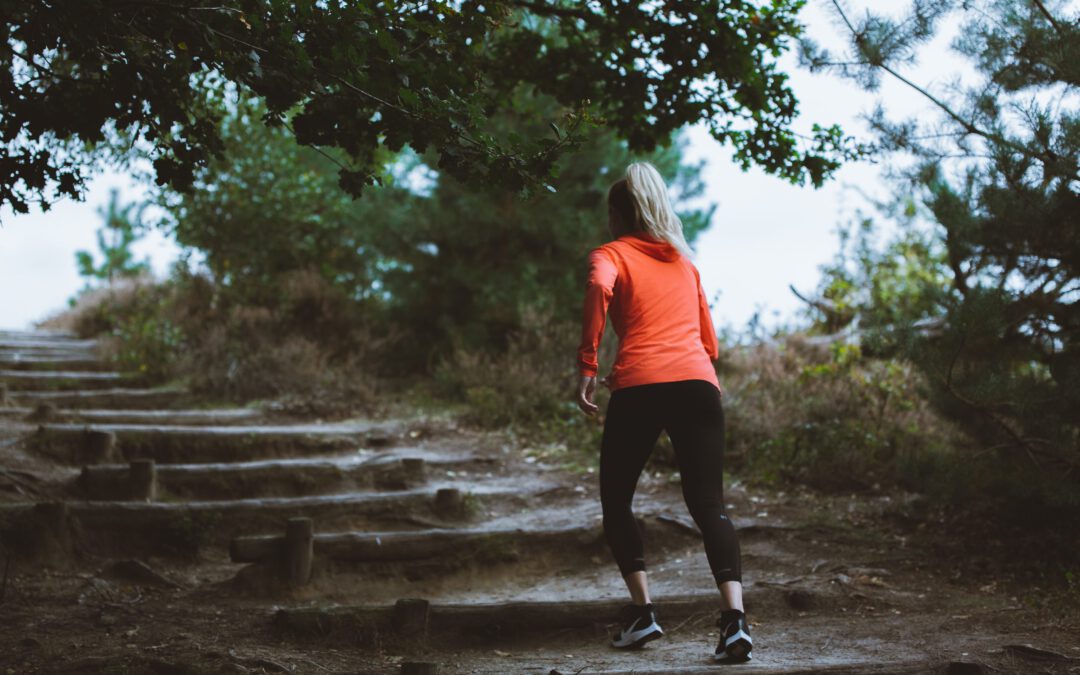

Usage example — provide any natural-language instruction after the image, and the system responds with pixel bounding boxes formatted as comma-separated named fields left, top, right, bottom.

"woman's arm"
left=577, top=248, right=618, bottom=415
left=578, top=248, right=618, bottom=377
left=695, top=266, right=720, bottom=361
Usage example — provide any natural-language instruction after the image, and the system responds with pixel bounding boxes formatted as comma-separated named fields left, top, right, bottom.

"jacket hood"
left=615, top=231, right=681, bottom=262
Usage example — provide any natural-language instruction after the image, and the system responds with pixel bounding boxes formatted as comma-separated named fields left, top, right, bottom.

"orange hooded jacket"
left=577, top=230, right=721, bottom=394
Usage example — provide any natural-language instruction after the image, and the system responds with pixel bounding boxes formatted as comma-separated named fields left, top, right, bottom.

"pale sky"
left=0, top=1, right=972, bottom=334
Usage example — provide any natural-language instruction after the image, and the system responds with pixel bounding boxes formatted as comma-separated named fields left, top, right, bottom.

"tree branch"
left=509, top=0, right=592, bottom=21
left=828, top=0, right=1080, bottom=183
left=1030, top=0, right=1064, bottom=36
left=940, top=331, right=1044, bottom=469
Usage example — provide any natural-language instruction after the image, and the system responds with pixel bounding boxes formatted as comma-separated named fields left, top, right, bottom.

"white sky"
left=0, top=1, right=974, bottom=333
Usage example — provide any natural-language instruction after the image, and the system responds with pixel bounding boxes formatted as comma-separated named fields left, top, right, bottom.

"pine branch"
left=1030, top=0, right=1064, bottom=37
left=829, top=0, right=1080, bottom=184
left=940, top=332, right=1044, bottom=470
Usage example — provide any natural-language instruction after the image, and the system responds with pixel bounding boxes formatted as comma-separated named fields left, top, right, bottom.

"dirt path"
left=1, top=329, right=1077, bottom=675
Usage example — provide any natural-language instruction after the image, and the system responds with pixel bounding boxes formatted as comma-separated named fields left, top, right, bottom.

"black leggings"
left=599, top=378, right=742, bottom=586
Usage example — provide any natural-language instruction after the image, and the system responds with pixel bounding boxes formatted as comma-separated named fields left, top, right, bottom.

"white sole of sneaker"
left=611, top=621, right=664, bottom=648
left=725, top=628, right=752, bottom=649
left=715, top=628, right=753, bottom=661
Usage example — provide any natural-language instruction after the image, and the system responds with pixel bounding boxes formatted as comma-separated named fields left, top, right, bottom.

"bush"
left=720, top=332, right=967, bottom=494
left=431, top=302, right=609, bottom=465
left=38, top=264, right=395, bottom=417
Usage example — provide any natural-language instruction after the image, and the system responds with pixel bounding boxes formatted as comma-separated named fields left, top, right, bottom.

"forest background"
left=1, top=0, right=1076, bottom=597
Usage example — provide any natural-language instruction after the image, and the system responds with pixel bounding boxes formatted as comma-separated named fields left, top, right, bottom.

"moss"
left=460, top=491, right=482, bottom=519
left=162, top=509, right=223, bottom=558
left=471, top=534, right=519, bottom=565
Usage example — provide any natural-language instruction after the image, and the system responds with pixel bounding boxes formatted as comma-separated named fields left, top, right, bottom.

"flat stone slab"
left=232, top=520, right=611, bottom=564
left=0, top=407, right=265, bottom=426
left=0, top=482, right=537, bottom=556
left=0, top=329, right=78, bottom=340
left=76, top=450, right=487, bottom=500
left=10, top=386, right=190, bottom=410
left=29, top=420, right=403, bottom=464
left=1, top=369, right=135, bottom=390
left=273, top=585, right=852, bottom=644
left=0, top=337, right=99, bottom=350
left=0, top=355, right=108, bottom=372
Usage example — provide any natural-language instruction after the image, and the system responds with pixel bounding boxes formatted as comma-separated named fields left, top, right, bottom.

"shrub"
left=720, top=332, right=967, bottom=494
left=431, top=302, right=609, bottom=464
left=38, top=265, right=395, bottom=417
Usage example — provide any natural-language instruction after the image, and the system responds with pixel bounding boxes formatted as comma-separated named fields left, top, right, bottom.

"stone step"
left=9, top=386, right=190, bottom=410
left=0, top=337, right=99, bottom=350
left=0, top=355, right=110, bottom=372
left=273, top=585, right=854, bottom=646
left=1, top=369, right=140, bottom=391
left=573, top=663, right=943, bottom=675
left=28, top=420, right=406, bottom=465
left=0, top=326, right=78, bottom=336
left=0, top=483, right=534, bottom=557
left=0, top=406, right=266, bottom=426
left=75, top=450, right=491, bottom=500
left=231, top=519, right=618, bottom=565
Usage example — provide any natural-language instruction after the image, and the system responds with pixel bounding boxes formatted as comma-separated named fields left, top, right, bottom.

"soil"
left=0, top=330, right=1078, bottom=675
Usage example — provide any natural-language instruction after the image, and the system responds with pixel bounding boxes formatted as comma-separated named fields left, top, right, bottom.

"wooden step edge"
left=232, top=523, right=606, bottom=563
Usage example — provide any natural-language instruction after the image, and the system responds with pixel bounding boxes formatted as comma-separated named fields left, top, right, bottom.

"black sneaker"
left=611, top=602, right=663, bottom=649
left=714, top=610, right=752, bottom=662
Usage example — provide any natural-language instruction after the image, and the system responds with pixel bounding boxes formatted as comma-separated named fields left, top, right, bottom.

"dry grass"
left=36, top=268, right=394, bottom=417
left=36, top=273, right=159, bottom=338
left=715, top=332, right=970, bottom=493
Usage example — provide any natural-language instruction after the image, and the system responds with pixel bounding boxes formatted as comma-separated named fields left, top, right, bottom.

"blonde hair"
left=622, top=161, right=694, bottom=258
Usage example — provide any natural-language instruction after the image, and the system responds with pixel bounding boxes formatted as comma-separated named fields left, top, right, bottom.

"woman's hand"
left=578, top=375, right=599, bottom=415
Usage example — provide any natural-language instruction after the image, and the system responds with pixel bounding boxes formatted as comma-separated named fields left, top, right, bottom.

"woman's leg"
left=664, top=380, right=744, bottom=610
left=600, top=385, right=665, bottom=603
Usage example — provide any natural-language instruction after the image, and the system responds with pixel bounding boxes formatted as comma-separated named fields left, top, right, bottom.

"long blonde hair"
left=622, top=161, right=694, bottom=259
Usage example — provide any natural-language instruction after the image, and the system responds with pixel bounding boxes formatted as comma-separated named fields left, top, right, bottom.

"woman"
left=576, top=162, right=752, bottom=663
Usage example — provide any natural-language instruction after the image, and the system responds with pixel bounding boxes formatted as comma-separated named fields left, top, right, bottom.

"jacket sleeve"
left=695, top=267, right=720, bottom=362
left=577, top=248, right=618, bottom=377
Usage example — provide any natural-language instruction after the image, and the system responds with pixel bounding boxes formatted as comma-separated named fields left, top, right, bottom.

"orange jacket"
left=577, top=231, right=721, bottom=393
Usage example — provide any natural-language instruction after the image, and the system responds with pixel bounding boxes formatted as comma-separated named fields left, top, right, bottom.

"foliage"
left=149, top=74, right=718, bottom=373
left=430, top=301, right=612, bottom=467
left=720, top=332, right=963, bottom=494
left=148, top=72, right=415, bottom=308
left=802, top=200, right=954, bottom=351
left=0, top=0, right=862, bottom=218
left=52, top=262, right=389, bottom=415
left=375, top=85, right=719, bottom=370
left=74, top=188, right=152, bottom=286
left=801, top=0, right=1080, bottom=484
left=433, top=303, right=578, bottom=427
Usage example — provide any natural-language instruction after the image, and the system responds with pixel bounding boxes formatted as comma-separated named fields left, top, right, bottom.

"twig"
left=294, top=656, right=332, bottom=671
left=667, top=610, right=712, bottom=634
left=789, top=283, right=842, bottom=318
